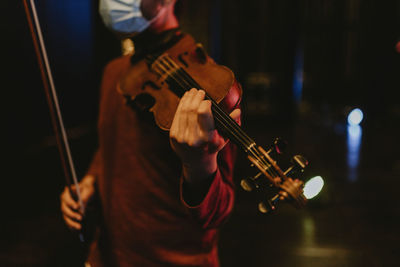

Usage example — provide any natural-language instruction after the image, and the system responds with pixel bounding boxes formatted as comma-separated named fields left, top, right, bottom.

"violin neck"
left=210, top=97, right=256, bottom=152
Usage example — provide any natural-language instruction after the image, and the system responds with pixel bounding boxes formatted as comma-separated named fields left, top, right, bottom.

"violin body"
left=118, top=34, right=235, bottom=130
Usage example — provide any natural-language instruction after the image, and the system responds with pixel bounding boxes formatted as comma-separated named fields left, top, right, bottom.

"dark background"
left=1, top=0, right=400, bottom=266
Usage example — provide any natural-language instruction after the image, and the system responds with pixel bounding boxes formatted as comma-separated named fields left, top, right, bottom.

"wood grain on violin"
left=118, top=33, right=234, bottom=130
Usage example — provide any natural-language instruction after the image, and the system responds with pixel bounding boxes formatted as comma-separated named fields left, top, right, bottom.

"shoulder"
left=103, top=55, right=132, bottom=78
left=100, top=55, right=133, bottom=92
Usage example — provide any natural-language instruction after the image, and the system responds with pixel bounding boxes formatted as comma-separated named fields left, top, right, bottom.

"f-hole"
left=142, top=81, right=161, bottom=91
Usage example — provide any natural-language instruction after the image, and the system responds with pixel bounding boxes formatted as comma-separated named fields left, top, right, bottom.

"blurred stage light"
left=304, top=176, right=324, bottom=199
left=347, top=108, right=363, bottom=126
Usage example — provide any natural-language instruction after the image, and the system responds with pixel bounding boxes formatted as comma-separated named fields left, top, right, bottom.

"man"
left=60, top=0, right=304, bottom=266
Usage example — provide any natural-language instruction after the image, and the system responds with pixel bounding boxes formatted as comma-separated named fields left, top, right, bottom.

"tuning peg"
left=258, top=194, right=280, bottom=213
left=266, top=138, right=287, bottom=158
left=284, top=155, right=309, bottom=177
left=293, top=154, right=308, bottom=168
left=240, top=178, right=255, bottom=192
left=240, top=171, right=264, bottom=192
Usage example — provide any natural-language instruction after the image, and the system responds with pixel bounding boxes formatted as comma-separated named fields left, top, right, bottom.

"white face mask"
left=99, top=0, right=150, bottom=34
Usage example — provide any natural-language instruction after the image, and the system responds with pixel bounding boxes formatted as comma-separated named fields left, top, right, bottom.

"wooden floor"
left=1, top=111, right=399, bottom=267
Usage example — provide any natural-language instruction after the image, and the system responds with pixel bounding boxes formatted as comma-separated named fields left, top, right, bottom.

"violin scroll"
left=240, top=138, right=309, bottom=213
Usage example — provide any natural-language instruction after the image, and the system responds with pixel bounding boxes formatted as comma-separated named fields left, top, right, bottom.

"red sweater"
left=87, top=53, right=242, bottom=266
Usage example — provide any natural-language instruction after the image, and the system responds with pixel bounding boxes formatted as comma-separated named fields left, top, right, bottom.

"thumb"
left=68, top=184, right=78, bottom=199
left=80, top=186, right=94, bottom=204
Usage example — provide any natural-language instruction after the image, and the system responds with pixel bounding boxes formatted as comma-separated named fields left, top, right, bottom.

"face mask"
left=99, top=0, right=150, bottom=34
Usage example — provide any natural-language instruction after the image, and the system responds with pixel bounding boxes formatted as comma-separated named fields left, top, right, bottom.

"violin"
left=119, top=33, right=308, bottom=213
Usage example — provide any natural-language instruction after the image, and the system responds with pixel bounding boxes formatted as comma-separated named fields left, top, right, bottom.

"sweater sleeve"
left=180, top=141, right=237, bottom=229
left=180, top=81, right=242, bottom=229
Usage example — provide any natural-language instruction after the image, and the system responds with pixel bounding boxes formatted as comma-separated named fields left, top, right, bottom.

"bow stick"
left=23, top=0, right=85, bottom=242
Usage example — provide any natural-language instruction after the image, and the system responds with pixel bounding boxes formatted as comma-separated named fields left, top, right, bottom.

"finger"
left=186, top=90, right=206, bottom=145
left=171, top=90, right=191, bottom=141
left=72, top=184, right=88, bottom=206
left=197, top=99, right=214, bottom=133
left=61, top=188, right=79, bottom=210
left=181, top=88, right=198, bottom=136
left=198, top=99, right=222, bottom=150
left=229, top=108, right=241, bottom=124
left=80, top=189, right=90, bottom=205
left=189, top=90, right=205, bottom=111
left=80, top=183, right=94, bottom=203
left=69, top=184, right=80, bottom=198
left=180, top=88, right=198, bottom=113
left=61, top=201, right=82, bottom=221
left=63, top=215, right=82, bottom=230
left=171, top=94, right=185, bottom=132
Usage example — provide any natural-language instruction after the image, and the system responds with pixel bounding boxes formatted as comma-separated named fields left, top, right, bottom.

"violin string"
left=168, top=59, right=282, bottom=180
left=154, top=57, right=281, bottom=180
left=166, top=61, right=282, bottom=179
left=158, top=57, right=252, bottom=149
left=175, top=72, right=280, bottom=181
left=160, top=57, right=281, bottom=179
left=154, top=58, right=252, bottom=152
left=170, top=64, right=267, bottom=160
left=164, top=56, right=254, bottom=146
left=155, top=59, right=247, bottom=148
left=152, top=57, right=280, bottom=179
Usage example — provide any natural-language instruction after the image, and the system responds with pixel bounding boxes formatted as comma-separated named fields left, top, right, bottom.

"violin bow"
left=23, top=0, right=85, bottom=242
